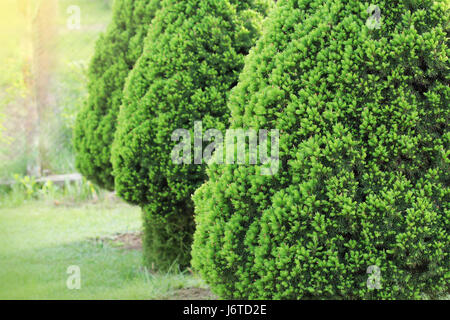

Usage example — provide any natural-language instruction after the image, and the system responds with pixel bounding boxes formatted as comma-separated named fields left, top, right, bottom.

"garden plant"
left=74, top=0, right=160, bottom=190
left=192, top=0, right=449, bottom=299
left=112, top=0, right=273, bottom=269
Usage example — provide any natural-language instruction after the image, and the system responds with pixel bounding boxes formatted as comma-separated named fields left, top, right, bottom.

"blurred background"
left=0, top=0, right=112, bottom=180
left=0, top=1, right=211, bottom=300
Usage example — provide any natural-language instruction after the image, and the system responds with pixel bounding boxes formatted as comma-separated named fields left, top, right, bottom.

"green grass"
left=0, top=199, right=209, bottom=300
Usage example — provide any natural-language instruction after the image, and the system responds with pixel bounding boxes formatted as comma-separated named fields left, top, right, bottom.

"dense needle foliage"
left=74, top=0, right=160, bottom=190
left=112, top=0, right=272, bottom=269
left=192, top=0, right=449, bottom=299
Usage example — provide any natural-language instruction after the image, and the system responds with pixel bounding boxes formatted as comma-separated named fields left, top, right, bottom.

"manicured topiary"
left=111, top=0, right=272, bottom=269
left=74, top=0, right=160, bottom=190
left=192, top=0, right=449, bottom=299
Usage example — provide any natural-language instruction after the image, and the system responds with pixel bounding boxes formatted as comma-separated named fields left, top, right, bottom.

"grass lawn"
left=0, top=199, right=212, bottom=300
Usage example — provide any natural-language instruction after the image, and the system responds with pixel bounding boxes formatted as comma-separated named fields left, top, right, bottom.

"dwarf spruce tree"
left=111, top=0, right=272, bottom=269
left=192, top=0, right=449, bottom=299
left=74, top=0, right=160, bottom=190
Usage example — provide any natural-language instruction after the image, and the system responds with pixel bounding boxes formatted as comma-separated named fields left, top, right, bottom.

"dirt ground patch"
left=166, top=288, right=218, bottom=300
left=92, top=232, right=143, bottom=250
left=110, top=232, right=143, bottom=250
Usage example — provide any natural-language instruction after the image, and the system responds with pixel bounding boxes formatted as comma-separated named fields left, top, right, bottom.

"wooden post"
left=32, top=0, right=58, bottom=176
left=19, top=0, right=39, bottom=176
left=19, top=0, right=58, bottom=177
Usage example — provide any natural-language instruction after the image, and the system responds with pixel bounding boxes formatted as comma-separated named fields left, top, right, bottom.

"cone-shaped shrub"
left=112, top=0, right=272, bottom=269
left=192, top=0, right=449, bottom=299
left=74, top=0, right=160, bottom=190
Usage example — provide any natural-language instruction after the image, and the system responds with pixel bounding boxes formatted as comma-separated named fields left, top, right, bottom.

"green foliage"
left=192, top=0, right=449, bottom=299
left=0, top=175, right=98, bottom=207
left=74, top=0, right=160, bottom=190
left=112, top=0, right=272, bottom=269
left=13, top=175, right=40, bottom=199
left=57, top=61, right=89, bottom=131
left=141, top=205, right=196, bottom=270
left=0, top=57, right=28, bottom=145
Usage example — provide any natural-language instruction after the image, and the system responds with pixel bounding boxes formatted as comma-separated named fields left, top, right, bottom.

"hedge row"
left=76, top=0, right=272, bottom=269
left=74, top=0, right=160, bottom=190
left=75, top=0, right=448, bottom=298
left=192, top=0, right=449, bottom=299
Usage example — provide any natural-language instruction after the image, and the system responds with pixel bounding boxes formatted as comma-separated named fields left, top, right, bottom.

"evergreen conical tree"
left=74, top=0, right=160, bottom=190
left=111, top=0, right=272, bottom=269
left=192, top=0, right=449, bottom=299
